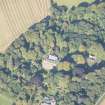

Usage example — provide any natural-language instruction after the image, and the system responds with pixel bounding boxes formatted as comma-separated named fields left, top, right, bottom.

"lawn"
left=0, top=92, right=15, bottom=105
left=54, top=0, right=95, bottom=6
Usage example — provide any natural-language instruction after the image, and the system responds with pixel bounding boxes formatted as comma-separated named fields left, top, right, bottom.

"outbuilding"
left=48, top=55, right=58, bottom=61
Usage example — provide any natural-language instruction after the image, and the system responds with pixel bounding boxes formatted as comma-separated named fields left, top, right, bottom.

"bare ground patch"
left=42, top=59, right=57, bottom=70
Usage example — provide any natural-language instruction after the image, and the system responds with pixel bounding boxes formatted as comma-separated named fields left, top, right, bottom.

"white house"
left=48, top=55, right=58, bottom=61
left=42, top=55, right=58, bottom=70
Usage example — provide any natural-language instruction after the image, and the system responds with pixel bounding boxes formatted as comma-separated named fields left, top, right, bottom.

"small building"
left=48, top=55, right=58, bottom=61
left=89, top=55, right=97, bottom=61
left=42, top=55, right=58, bottom=70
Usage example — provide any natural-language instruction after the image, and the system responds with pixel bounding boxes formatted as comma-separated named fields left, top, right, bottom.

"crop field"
left=54, top=0, right=95, bottom=6
left=100, top=99, right=105, bottom=105
left=0, top=0, right=51, bottom=53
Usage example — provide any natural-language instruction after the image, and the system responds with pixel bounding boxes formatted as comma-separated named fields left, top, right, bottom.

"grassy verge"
left=54, top=0, right=95, bottom=6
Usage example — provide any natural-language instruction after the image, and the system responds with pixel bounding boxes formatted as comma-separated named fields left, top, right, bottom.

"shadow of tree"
left=78, top=0, right=104, bottom=7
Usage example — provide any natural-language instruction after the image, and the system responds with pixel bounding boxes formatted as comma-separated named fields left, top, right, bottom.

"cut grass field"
left=54, top=0, right=95, bottom=6
left=0, top=0, right=51, bottom=53
left=0, top=92, right=15, bottom=105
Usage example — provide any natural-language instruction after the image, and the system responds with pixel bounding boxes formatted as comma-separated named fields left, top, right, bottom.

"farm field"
left=100, top=99, right=105, bottom=105
left=0, top=0, right=51, bottom=53
left=54, top=0, right=95, bottom=6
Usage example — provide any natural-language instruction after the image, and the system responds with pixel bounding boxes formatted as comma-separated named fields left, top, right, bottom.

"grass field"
left=0, top=0, right=51, bottom=53
left=0, top=92, right=15, bottom=105
left=54, top=0, right=95, bottom=6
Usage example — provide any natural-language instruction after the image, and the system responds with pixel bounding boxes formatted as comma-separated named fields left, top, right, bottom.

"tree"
left=25, top=31, right=40, bottom=44
left=57, top=61, right=71, bottom=71
left=0, top=53, right=5, bottom=67
left=53, top=73, right=70, bottom=94
left=72, top=54, right=85, bottom=64
left=78, top=44, right=86, bottom=52
left=88, top=42, right=105, bottom=60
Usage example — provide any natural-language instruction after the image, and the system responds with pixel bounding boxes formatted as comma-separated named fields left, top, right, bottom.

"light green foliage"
left=20, top=47, right=37, bottom=61
left=54, top=0, right=95, bottom=6
left=55, top=33, right=64, bottom=50
left=73, top=54, right=85, bottom=64
left=57, top=61, right=71, bottom=71
left=88, top=42, right=105, bottom=60
left=54, top=73, right=70, bottom=93
left=25, top=31, right=40, bottom=44
left=85, top=72, right=97, bottom=81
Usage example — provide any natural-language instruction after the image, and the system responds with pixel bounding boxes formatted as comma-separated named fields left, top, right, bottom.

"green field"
left=54, top=0, right=95, bottom=6
left=0, top=92, right=15, bottom=105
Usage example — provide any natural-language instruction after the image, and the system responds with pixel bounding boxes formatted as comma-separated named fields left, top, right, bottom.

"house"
left=48, top=55, right=58, bottom=61
left=42, top=55, right=58, bottom=70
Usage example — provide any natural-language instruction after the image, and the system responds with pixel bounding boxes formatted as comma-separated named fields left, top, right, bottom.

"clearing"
left=42, top=59, right=57, bottom=70
left=0, top=92, right=15, bottom=105
left=42, top=55, right=58, bottom=70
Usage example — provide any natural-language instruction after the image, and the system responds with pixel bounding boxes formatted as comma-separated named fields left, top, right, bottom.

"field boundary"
left=95, top=92, right=105, bottom=105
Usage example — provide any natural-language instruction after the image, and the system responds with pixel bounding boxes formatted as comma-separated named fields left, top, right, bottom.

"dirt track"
left=0, top=0, right=51, bottom=53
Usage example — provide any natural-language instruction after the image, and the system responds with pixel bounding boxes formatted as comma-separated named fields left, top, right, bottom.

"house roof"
left=48, top=55, right=58, bottom=61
